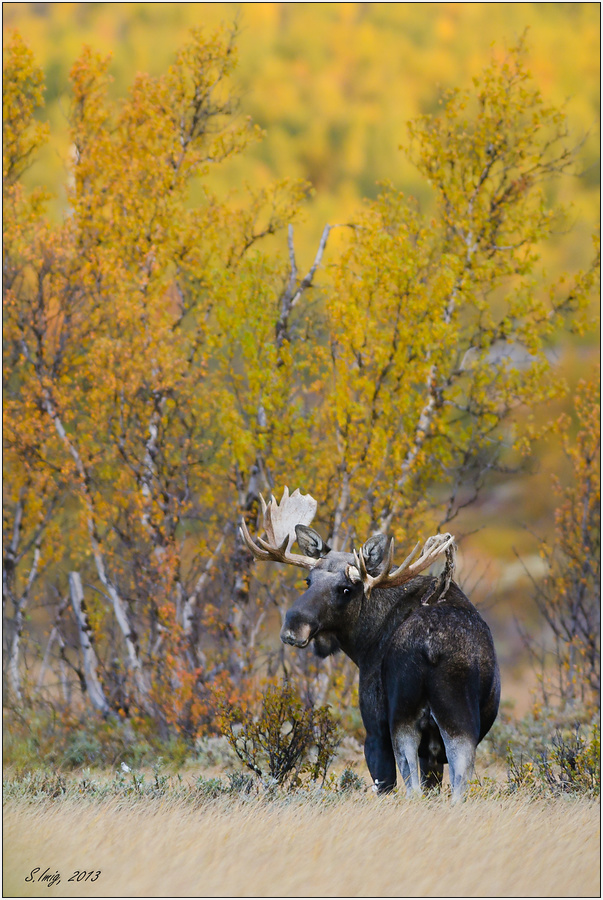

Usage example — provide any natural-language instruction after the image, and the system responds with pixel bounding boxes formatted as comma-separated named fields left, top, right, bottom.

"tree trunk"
left=69, top=572, right=112, bottom=716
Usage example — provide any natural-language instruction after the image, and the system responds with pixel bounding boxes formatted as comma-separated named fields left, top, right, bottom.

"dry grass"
left=4, top=793, right=600, bottom=898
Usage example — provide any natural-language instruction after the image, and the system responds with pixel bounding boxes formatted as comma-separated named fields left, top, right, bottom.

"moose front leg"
left=364, top=729, right=397, bottom=794
left=360, top=670, right=397, bottom=793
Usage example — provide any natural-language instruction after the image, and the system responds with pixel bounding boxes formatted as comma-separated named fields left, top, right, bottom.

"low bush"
left=3, top=704, right=189, bottom=771
left=4, top=693, right=599, bottom=800
left=339, top=767, right=366, bottom=793
left=215, top=679, right=341, bottom=789
left=482, top=700, right=600, bottom=799
left=506, top=723, right=600, bottom=798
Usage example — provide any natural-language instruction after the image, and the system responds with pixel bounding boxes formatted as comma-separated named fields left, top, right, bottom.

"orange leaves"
left=4, top=27, right=322, bottom=725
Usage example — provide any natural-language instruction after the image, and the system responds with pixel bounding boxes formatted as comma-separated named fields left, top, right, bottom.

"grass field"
left=4, top=791, right=600, bottom=898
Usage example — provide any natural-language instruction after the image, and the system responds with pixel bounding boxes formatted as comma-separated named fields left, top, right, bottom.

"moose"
left=241, top=487, right=500, bottom=800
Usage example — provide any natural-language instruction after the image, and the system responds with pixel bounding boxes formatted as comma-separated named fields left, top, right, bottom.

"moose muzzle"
left=280, top=611, right=315, bottom=648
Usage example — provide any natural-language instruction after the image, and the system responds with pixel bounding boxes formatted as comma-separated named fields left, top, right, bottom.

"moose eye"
left=342, top=587, right=350, bottom=597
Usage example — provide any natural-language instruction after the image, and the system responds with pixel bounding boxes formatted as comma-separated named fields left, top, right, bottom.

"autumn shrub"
left=516, top=374, right=600, bottom=712
left=481, top=700, right=600, bottom=798
left=215, top=679, right=340, bottom=789
left=2, top=704, right=191, bottom=771
left=550, top=724, right=600, bottom=796
left=505, top=722, right=600, bottom=798
left=3, top=24, right=599, bottom=762
left=338, top=767, right=366, bottom=793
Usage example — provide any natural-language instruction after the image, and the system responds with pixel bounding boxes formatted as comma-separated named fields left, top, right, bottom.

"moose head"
left=240, top=486, right=454, bottom=654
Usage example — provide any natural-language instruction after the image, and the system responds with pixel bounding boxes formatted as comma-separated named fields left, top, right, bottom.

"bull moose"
left=241, top=487, right=500, bottom=800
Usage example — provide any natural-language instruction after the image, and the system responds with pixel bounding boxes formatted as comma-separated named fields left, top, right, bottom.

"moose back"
left=241, top=487, right=500, bottom=800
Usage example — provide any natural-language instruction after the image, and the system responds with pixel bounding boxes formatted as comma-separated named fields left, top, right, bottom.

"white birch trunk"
left=330, top=468, right=350, bottom=551
left=32, top=374, right=149, bottom=708
left=4, top=543, right=41, bottom=702
left=69, top=572, right=112, bottom=716
left=181, top=527, right=229, bottom=637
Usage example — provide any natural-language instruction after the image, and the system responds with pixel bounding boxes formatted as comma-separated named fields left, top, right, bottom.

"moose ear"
left=295, top=525, right=331, bottom=559
left=361, top=533, right=390, bottom=575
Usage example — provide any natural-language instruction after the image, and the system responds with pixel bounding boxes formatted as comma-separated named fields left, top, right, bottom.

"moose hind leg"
left=428, top=671, right=480, bottom=801
left=442, top=732, right=476, bottom=801
left=392, top=725, right=422, bottom=798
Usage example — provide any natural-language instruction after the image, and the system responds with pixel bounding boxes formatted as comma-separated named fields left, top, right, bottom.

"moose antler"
left=348, top=533, right=455, bottom=597
left=239, top=486, right=318, bottom=569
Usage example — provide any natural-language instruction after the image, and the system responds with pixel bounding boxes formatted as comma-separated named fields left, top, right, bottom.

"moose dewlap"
left=241, top=487, right=500, bottom=800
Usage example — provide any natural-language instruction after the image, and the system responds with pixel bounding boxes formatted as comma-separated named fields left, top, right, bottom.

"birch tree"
left=3, top=31, right=598, bottom=735
left=318, top=40, right=598, bottom=550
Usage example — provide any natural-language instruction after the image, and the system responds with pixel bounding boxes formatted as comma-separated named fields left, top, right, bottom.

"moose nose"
left=280, top=627, right=299, bottom=646
left=280, top=621, right=312, bottom=648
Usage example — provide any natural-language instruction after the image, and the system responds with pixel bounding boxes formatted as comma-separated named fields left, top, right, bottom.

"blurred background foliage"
left=2, top=3, right=600, bottom=762
left=4, top=3, right=600, bottom=261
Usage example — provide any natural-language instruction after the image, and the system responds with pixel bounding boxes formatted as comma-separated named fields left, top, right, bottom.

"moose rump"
left=374, top=594, right=500, bottom=796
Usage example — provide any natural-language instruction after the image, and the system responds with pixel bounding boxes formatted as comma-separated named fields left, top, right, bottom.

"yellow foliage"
left=2, top=25, right=599, bottom=733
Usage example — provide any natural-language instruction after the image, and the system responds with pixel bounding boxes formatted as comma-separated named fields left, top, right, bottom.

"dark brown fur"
left=281, top=538, right=500, bottom=798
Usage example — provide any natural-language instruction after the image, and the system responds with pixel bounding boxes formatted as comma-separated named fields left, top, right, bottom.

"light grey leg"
left=441, top=733, right=476, bottom=801
left=392, top=726, right=422, bottom=798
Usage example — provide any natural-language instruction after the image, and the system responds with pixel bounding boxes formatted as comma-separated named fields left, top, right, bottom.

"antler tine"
left=353, top=547, right=368, bottom=581
left=255, top=533, right=290, bottom=557
left=352, top=537, right=394, bottom=596
left=382, top=536, right=395, bottom=574
left=364, top=536, right=395, bottom=591
left=240, top=516, right=317, bottom=569
left=358, top=532, right=455, bottom=595
left=420, top=533, right=453, bottom=564
left=240, top=486, right=319, bottom=570
left=239, top=517, right=270, bottom=560
left=397, top=540, right=423, bottom=573
left=388, top=533, right=454, bottom=586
